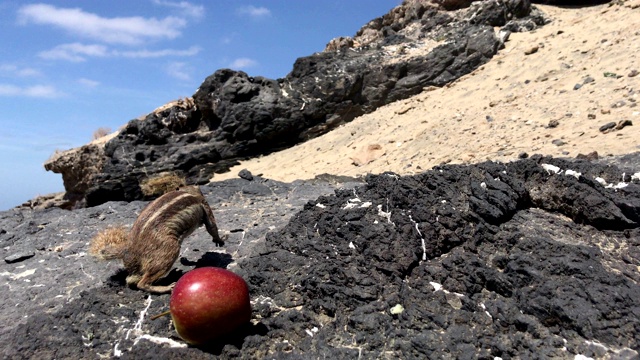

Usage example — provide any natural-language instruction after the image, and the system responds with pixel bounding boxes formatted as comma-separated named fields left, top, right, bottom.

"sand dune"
left=214, top=2, right=640, bottom=182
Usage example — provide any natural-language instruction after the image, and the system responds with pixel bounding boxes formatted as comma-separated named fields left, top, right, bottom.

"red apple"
left=170, top=267, right=251, bottom=345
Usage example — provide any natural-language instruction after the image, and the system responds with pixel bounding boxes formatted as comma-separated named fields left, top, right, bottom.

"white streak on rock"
left=134, top=334, right=186, bottom=348
left=607, top=182, right=628, bottom=189
left=126, top=296, right=153, bottom=340
left=377, top=204, right=393, bottom=224
left=541, top=163, right=561, bottom=175
left=409, top=215, right=427, bottom=261
left=0, top=269, right=36, bottom=280
left=565, top=169, right=581, bottom=179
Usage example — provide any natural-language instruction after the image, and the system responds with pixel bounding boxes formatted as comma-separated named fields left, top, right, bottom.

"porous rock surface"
left=44, top=0, right=548, bottom=208
left=2, top=154, right=639, bottom=359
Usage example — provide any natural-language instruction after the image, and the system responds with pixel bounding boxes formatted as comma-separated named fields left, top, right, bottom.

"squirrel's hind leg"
left=136, top=270, right=175, bottom=294
left=135, top=243, right=180, bottom=294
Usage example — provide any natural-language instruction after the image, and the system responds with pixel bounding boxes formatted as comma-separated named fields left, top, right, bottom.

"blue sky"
left=0, top=1, right=399, bottom=210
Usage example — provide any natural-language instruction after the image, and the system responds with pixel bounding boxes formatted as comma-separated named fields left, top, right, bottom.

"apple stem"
left=150, top=310, right=171, bottom=320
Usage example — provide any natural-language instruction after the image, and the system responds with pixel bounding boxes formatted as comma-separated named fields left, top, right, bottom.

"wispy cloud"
left=237, top=5, right=271, bottom=19
left=77, top=78, right=100, bottom=88
left=0, top=64, right=41, bottom=77
left=153, top=0, right=205, bottom=19
left=38, top=43, right=200, bottom=62
left=166, top=62, right=192, bottom=81
left=117, top=46, right=201, bottom=59
left=0, top=83, right=63, bottom=98
left=229, top=58, right=258, bottom=69
left=39, top=43, right=108, bottom=62
left=18, top=3, right=187, bottom=45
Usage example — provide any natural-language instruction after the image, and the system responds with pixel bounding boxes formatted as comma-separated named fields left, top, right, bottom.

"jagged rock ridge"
left=43, top=0, right=547, bottom=208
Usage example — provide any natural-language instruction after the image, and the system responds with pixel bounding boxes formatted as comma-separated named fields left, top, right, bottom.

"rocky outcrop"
left=44, top=0, right=549, bottom=208
left=2, top=154, right=639, bottom=358
left=43, top=142, right=108, bottom=208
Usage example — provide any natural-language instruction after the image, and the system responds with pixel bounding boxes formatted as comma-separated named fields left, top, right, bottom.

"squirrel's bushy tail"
left=89, top=225, right=129, bottom=260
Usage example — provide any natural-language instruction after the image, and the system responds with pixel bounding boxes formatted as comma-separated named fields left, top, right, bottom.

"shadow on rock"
left=191, top=322, right=269, bottom=356
left=180, top=251, right=234, bottom=269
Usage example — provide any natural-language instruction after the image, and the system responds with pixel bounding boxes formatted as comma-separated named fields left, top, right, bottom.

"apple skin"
left=170, top=267, right=251, bottom=345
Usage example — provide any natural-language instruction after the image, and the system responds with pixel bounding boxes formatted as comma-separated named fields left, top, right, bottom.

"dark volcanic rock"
left=2, top=155, right=640, bottom=359
left=44, top=0, right=551, bottom=208
left=532, top=0, right=611, bottom=4
left=0, top=176, right=363, bottom=359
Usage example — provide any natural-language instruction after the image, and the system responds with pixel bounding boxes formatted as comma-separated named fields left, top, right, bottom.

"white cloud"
left=0, top=83, right=63, bottom=98
left=166, top=62, right=192, bottom=81
left=153, top=0, right=205, bottom=19
left=38, top=43, right=200, bottom=62
left=77, top=78, right=100, bottom=88
left=0, top=64, right=41, bottom=77
left=117, top=46, right=201, bottom=58
left=229, top=58, right=258, bottom=69
left=39, top=43, right=108, bottom=62
left=18, top=3, right=187, bottom=45
left=237, top=5, right=271, bottom=18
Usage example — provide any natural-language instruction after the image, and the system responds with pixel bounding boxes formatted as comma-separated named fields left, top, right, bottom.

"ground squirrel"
left=90, top=186, right=226, bottom=293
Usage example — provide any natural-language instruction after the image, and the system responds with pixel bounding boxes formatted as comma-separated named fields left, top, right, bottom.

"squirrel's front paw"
left=213, top=231, right=230, bottom=247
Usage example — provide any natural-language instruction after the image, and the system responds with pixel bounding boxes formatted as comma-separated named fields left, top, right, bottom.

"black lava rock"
left=3, top=154, right=640, bottom=359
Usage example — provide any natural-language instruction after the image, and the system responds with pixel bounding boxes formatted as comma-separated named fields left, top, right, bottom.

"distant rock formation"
left=44, top=0, right=549, bottom=208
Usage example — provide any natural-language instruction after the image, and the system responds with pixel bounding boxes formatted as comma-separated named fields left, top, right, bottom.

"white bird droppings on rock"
left=541, top=163, right=561, bottom=175
left=565, top=169, right=581, bottom=179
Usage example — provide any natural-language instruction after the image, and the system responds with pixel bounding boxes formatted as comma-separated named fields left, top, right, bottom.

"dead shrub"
left=92, top=127, right=112, bottom=140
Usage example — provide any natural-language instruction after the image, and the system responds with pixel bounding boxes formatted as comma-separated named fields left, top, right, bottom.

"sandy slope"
left=213, top=2, right=640, bottom=182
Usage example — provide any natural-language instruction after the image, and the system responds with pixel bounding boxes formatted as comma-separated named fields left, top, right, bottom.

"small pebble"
left=612, top=100, right=626, bottom=109
left=615, top=119, right=632, bottom=130
left=5, top=251, right=35, bottom=264
left=238, top=169, right=254, bottom=181
left=599, top=122, right=616, bottom=132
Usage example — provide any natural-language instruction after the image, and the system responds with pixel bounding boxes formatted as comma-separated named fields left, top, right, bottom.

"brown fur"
left=90, top=186, right=225, bottom=293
